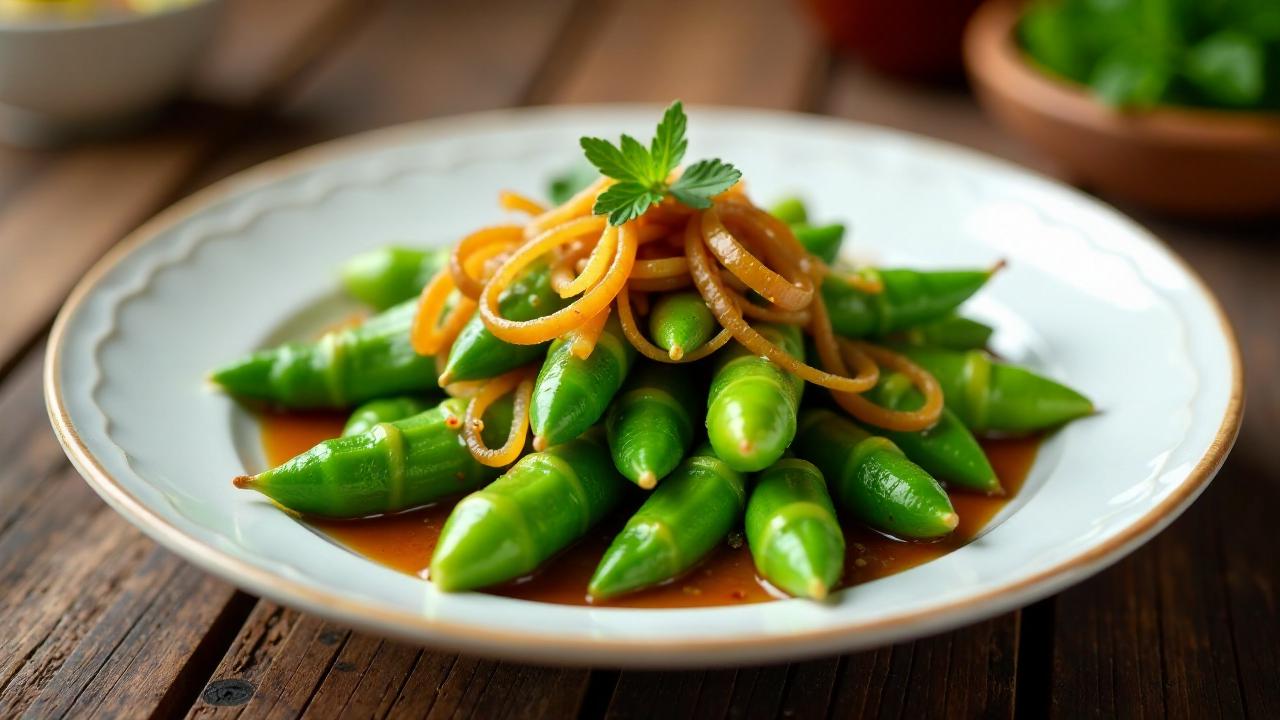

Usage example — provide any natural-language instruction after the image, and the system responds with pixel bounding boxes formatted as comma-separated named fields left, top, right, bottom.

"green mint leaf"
left=579, top=101, right=739, bottom=225
left=618, top=134, right=656, bottom=185
left=1185, top=31, right=1265, bottom=107
left=580, top=136, right=641, bottom=182
left=1089, top=45, right=1171, bottom=107
left=593, top=182, right=664, bottom=226
left=669, top=159, right=741, bottom=209
left=1019, top=2, right=1091, bottom=82
left=650, top=100, right=688, bottom=180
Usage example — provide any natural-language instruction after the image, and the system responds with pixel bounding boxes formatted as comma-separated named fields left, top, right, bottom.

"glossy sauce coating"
left=261, top=412, right=1038, bottom=608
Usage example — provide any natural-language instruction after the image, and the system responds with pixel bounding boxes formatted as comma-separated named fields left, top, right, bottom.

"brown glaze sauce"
left=260, top=412, right=1039, bottom=608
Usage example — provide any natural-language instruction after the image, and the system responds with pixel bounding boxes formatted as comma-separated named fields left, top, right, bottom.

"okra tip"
left=667, top=345, right=684, bottom=361
left=436, top=370, right=454, bottom=386
left=637, top=470, right=657, bottom=490
left=987, top=258, right=1008, bottom=276
left=808, top=578, right=829, bottom=601
left=532, top=435, right=549, bottom=452
left=232, top=475, right=254, bottom=489
left=940, top=511, right=959, bottom=531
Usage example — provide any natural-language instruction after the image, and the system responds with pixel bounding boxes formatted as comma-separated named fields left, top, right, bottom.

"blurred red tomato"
left=800, top=0, right=986, bottom=80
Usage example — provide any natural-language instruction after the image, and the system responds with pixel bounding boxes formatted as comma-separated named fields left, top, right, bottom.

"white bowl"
left=45, top=106, right=1241, bottom=667
left=0, top=0, right=221, bottom=146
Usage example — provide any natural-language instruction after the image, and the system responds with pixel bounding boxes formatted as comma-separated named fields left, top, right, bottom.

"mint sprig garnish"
left=580, top=101, right=741, bottom=226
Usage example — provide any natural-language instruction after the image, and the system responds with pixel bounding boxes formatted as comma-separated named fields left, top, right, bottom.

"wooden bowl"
left=964, top=0, right=1280, bottom=218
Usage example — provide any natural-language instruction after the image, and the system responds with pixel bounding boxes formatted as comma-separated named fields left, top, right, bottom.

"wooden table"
left=1, top=1, right=1275, bottom=717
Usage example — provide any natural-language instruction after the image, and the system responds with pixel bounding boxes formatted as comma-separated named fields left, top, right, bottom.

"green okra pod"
left=866, top=373, right=1000, bottom=494
left=605, top=362, right=699, bottom=489
left=824, top=268, right=993, bottom=338
left=589, top=445, right=745, bottom=599
left=794, top=409, right=958, bottom=540
left=648, top=291, right=717, bottom=360
left=342, top=396, right=433, bottom=437
left=792, top=223, right=845, bottom=265
left=235, top=396, right=509, bottom=518
left=900, top=347, right=1094, bottom=434
left=210, top=299, right=438, bottom=409
left=892, top=314, right=994, bottom=351
left=531, top=314, right=636, bottom=449
left=439, top=262, right=566, bottom=383
left=768, top=197, right=844, bottom=264
left=706, top=324, right=805, bottom=473
left=745, top=458, right=845, bottom=599
left=340, top=246, right=448, bottom=311
left=768, top=197, right=808, bottom=226
left=430, top=431, right=628, bottom=592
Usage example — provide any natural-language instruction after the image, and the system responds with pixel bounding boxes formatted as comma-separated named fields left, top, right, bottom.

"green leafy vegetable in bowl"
left=1019, top=0, right=1280, bottom=110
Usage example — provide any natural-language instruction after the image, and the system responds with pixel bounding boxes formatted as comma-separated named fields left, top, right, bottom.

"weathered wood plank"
left=188, top=0, right=582, bottom=190
left=186, top=604, right=350, bottom=719
left=0, top=454, right=253, bottom=719
left=431, top=662, right=590, bottom=720
left=1153, top=502, right=1247, bottom=719
left=0, top=146, right=45, bottom=210
left=188, top=604, right=590, bottom=720
left=0, top=0, right=373, bottom=376
left=605, top=671, right=708, bottom=720
left=543, top=0, right=822, bottom=108
left=377, top=652, right=458, bottom=718
left=300, top=636, right=422, bottom=720
left=823, top=615, right=1018, bottom=719
left=23, top=556, right=253, bottom=719
left=190, top=0, right=372, bottom=107
left=285, top=0, right=582, bottom=132
left=0, top=351, right=64, bottom=538
left=776, top=659, right=842, bottom=718
left=821, top=57, right=1037, bottom=168
left=0, top=354, right=256, bottom=719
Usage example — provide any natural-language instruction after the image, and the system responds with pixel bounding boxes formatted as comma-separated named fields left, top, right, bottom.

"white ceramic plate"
left=45, top=106, right=1241, bottom=667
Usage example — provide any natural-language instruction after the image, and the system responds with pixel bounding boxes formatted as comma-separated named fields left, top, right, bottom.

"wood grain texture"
left=541, top=0, right=824, bottom=108
left=187, top=0, right=581, bottom=192
left=821, top=58, right=1037, bottom=169
left=0, top=352, right=256, bottom=718
left=187, top=603, right=590, bottom=720
left=826, top=616, right=1018, bottom=719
